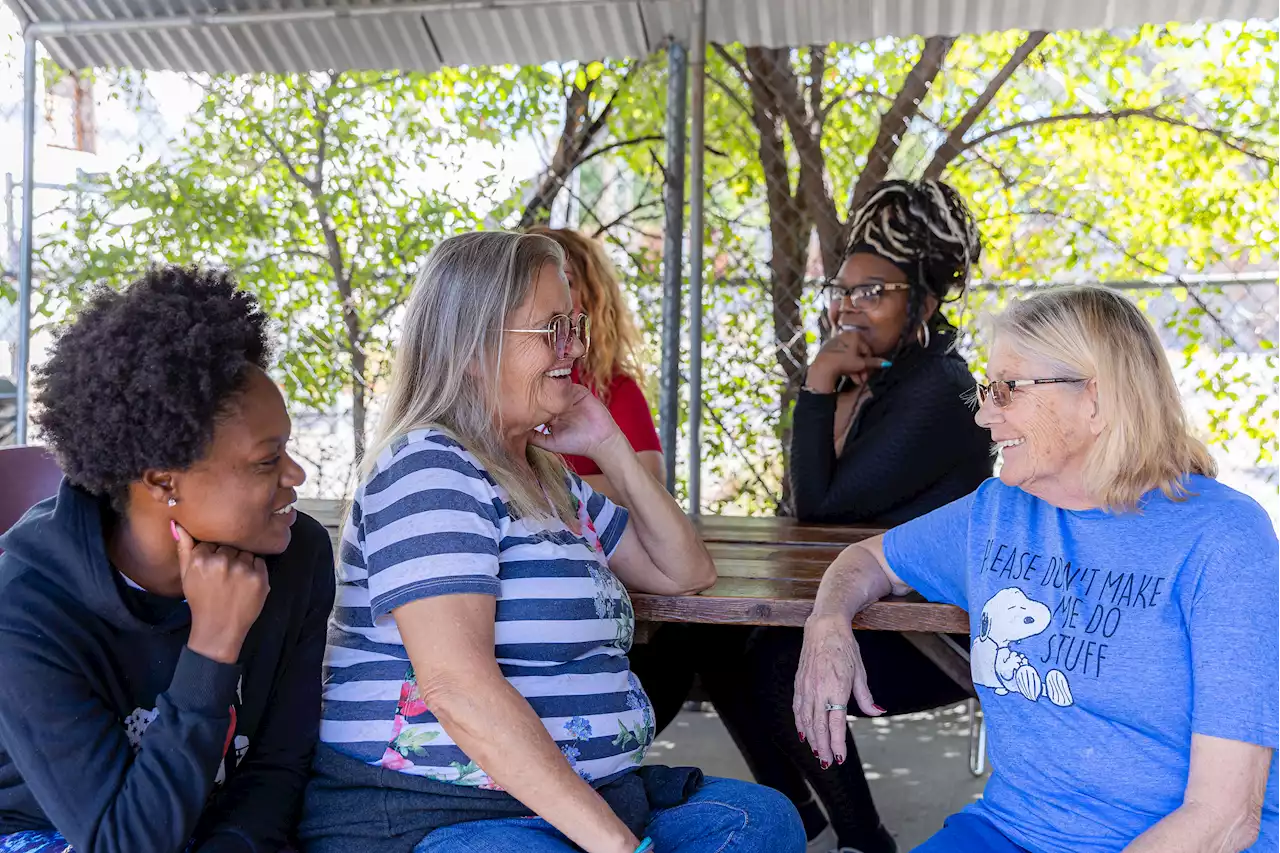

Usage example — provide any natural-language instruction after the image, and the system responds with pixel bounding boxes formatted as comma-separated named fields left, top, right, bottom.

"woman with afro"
left=0, top=265, right=335, bottom=853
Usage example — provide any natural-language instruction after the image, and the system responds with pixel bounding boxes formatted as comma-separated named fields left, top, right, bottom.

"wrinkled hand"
left=529, top=384, right=626, bottom=461
left=793, top=613, right=883, bottom=768
left=807, top=331, right=887, bottom=391
left=175, top=521, right=270, bottom=664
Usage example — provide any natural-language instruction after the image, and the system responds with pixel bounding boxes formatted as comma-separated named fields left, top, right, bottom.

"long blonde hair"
left=525, top=226, right=644, bottom=400
left=362, top=231, right=574, bottom=522
left=989, top=285, right=1216, bottom=512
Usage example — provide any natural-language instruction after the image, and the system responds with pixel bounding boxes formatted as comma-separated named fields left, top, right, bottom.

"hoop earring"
left=916, top=323, right=931, bottom=349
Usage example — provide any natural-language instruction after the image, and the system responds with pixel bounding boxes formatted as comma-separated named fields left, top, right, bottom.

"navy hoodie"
left=0, top=480, right=335, bottom=853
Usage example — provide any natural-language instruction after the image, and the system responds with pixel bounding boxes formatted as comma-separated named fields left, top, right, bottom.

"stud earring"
left=167, top=497, right=178, bottom=507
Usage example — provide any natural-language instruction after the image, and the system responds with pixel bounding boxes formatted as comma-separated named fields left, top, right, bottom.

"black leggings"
left=629, top=625, right=969, bottom=852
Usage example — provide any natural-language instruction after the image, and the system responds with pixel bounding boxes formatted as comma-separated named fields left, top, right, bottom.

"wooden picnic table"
left=299, top=500, right=974, bottom=693
left=299, top=501, right=968, bottom=635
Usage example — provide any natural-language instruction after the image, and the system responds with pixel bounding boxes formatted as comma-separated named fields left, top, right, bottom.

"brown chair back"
left=0, top=445, right=64, bottom=548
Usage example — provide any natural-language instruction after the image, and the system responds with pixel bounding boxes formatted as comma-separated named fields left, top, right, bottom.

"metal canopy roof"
left=5, top=0, right=1275, bottom=73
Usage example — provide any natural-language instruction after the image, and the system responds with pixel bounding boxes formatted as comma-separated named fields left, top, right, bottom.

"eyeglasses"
left=974, top=377, right=1088, bottom=408
left=824, top=281, right=911, bottom=311
left=504, top=312, right=591, bottom=360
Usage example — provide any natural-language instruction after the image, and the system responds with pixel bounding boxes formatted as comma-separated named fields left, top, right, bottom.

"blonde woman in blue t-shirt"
left=300, top=231, right=805, bottom=853
left=794, top=285, right=1277, bottom=853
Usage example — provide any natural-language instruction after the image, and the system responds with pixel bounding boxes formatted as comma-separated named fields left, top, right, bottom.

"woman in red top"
left=527, top=227, right=664, bottom=497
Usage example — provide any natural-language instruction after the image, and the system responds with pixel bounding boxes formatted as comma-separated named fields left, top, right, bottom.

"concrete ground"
left=645, top=702, right=990, bottom=851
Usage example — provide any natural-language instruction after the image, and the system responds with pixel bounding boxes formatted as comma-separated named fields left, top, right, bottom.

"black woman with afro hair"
left=662, top=180, right=995, bottom=853
left=0, top=265, right=335, bottom=853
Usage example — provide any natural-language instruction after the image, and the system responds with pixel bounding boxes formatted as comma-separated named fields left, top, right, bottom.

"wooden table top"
left=297, top=499, right=969, bottom=633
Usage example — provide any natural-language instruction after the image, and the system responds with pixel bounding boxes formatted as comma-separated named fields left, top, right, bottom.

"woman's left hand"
left=529, top=384, right=626, bottom=460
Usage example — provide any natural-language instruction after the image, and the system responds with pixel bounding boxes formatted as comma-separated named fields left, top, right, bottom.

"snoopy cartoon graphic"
left=972, top=587, right=1073, bottom=707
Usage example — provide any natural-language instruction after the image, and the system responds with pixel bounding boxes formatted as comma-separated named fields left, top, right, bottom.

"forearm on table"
left=424, top=666, right=637, bottom=853
left=594, top=439, right=713, bottom=589
left=1124, top=801, right=1261, bottom=853
left=810, top=540, right=903, bottom=623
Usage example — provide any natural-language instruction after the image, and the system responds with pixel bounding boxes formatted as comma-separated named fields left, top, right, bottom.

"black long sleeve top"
left=790, top=329, right=994, bottom=527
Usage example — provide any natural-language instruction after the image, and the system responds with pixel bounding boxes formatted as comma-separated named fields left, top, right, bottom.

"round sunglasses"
left=504, top=312, right=591, bottom=360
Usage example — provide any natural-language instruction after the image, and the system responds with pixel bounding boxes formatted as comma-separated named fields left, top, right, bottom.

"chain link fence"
left=664, top=23, right=1278, bottom=517
left=2, top=7, right=1276, bottom=517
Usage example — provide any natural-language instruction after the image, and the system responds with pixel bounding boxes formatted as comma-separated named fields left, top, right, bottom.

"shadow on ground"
left=645, top=702, right=990, bottom=850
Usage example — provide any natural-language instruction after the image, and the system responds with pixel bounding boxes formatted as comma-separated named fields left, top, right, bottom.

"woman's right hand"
left=793, top=612, right=882, bottom=767
left=174, top=521, right=270, bottom=664
left=805, top=331, right=889, bottom=393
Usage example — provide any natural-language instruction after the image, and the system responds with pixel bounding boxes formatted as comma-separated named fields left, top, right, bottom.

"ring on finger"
left=825, top=702, right=848, bottom=711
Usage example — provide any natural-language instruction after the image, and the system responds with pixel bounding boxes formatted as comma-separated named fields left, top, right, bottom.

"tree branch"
left=847, top=35, right=955, bottom=220
left=575, top=134, right=666, bottom=168
left=922, top=30, right=1047, bottom=180
left=960, top=106, right=1278, bottom=166
left=994, top=207, right=1237, bottom=342
left=516, top=61, right=640, bottom=229
left=706, top=68, right=754, bottom=117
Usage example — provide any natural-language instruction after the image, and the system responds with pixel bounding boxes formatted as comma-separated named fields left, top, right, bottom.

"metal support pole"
left=685, top=0, right=706, bottom=514
left=686, top=0, right=706, bottom=512
left=15, top=33, right=37, bottom=446
left=658, top=38, right=687, bottom=495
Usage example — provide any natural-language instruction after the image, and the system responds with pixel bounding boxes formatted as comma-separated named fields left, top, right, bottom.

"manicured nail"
left=820, top=760, right=830, bottom=770
left=798, top=731, right=806, bottom=743
left=836, top=755, right=845, bottom=765
left=880, top=360, right=893, bottom=368
left=811, top=749, right=819, bottom=758
left=873, top=704, right=886, bottom=714
left=170, top=520, right=179, bottom=541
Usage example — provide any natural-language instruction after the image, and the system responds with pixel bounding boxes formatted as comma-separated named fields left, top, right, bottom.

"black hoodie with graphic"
left=0, top=480, right=335, bottom=853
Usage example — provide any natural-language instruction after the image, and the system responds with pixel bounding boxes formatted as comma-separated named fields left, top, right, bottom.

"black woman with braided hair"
left=668, top=180, right=994, bottom=853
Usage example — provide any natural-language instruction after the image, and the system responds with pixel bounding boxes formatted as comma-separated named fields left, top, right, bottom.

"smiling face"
left=975, top=335, right=1102, bottom=508
left=496, top=262, right=587, bottom=434
left=828, top=253, right=928, bottom=357
left=164, top=366, right=306, bottom=554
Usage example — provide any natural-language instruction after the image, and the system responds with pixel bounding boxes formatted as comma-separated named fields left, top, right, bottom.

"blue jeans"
left=912, top=813, right=1030, bottom=853
left=0, top=832, right=74, bottom=853
left=415, top=777, right=805, bottom=853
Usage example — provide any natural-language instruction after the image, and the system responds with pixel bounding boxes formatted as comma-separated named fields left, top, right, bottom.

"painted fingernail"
left=798, top=732, right=806, bottom=742
left=880, top=360, right=893, bottom=368
left=170, top=520, right=179, bottom=541
left=836, top=755, right=846, bottom=765
left=820, top=760, right=830, bottom=770
left=873, top=704, right=886, bottom=714
left=811, top=749, right=819, bottom=758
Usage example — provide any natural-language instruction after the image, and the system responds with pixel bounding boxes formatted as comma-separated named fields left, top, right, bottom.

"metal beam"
left=658, top=37, right=687, bottom=495
left=25, top=0, right=646, bottom=37
left=685, top=0, right=705, bottom=514
left=15, top=33, right=37, bottom=445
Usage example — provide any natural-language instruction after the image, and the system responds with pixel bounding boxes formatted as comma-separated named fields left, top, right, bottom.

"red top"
left=563, top=366, right=662, bottom=476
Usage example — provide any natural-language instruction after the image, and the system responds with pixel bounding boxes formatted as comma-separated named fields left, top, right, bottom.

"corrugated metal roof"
left=6, top=0, right=1274, bottom=73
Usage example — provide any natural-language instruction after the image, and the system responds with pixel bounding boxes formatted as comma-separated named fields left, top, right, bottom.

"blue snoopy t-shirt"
left=884, top=476, right=1279, bottom=853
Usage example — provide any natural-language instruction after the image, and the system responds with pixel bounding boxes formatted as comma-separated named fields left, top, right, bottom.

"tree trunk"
left=744, top=46, right=813, bottom=513
left=349, top=339, right=367, bottom=463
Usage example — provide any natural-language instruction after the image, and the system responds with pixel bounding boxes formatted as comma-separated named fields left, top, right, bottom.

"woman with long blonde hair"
left=301, top=230, right=805, bottom=853
left=526, top=227, right=663, bottom=498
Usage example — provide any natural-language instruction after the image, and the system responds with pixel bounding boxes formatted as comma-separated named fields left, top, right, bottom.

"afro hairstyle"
left=33, top=264, right=273, bottom=511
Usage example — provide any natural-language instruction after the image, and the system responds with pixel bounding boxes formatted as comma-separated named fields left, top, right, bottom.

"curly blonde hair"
left=526, top=227, right=645, bottom=402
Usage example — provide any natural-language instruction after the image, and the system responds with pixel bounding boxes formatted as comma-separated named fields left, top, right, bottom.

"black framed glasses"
left=974, top=377, right=1088, bottom=408
left=824, top=281, right=911, bottom=311
left=505, top=312, right=591, bottom=359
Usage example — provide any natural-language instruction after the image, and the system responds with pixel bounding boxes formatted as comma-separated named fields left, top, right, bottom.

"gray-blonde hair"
left=362, top=230, right=574, bottom=522
left=988, top=285, right=1216, bottom=512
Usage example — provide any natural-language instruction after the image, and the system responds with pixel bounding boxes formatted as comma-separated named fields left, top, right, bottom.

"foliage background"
left=2, top=12, right=1276, bottom=514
